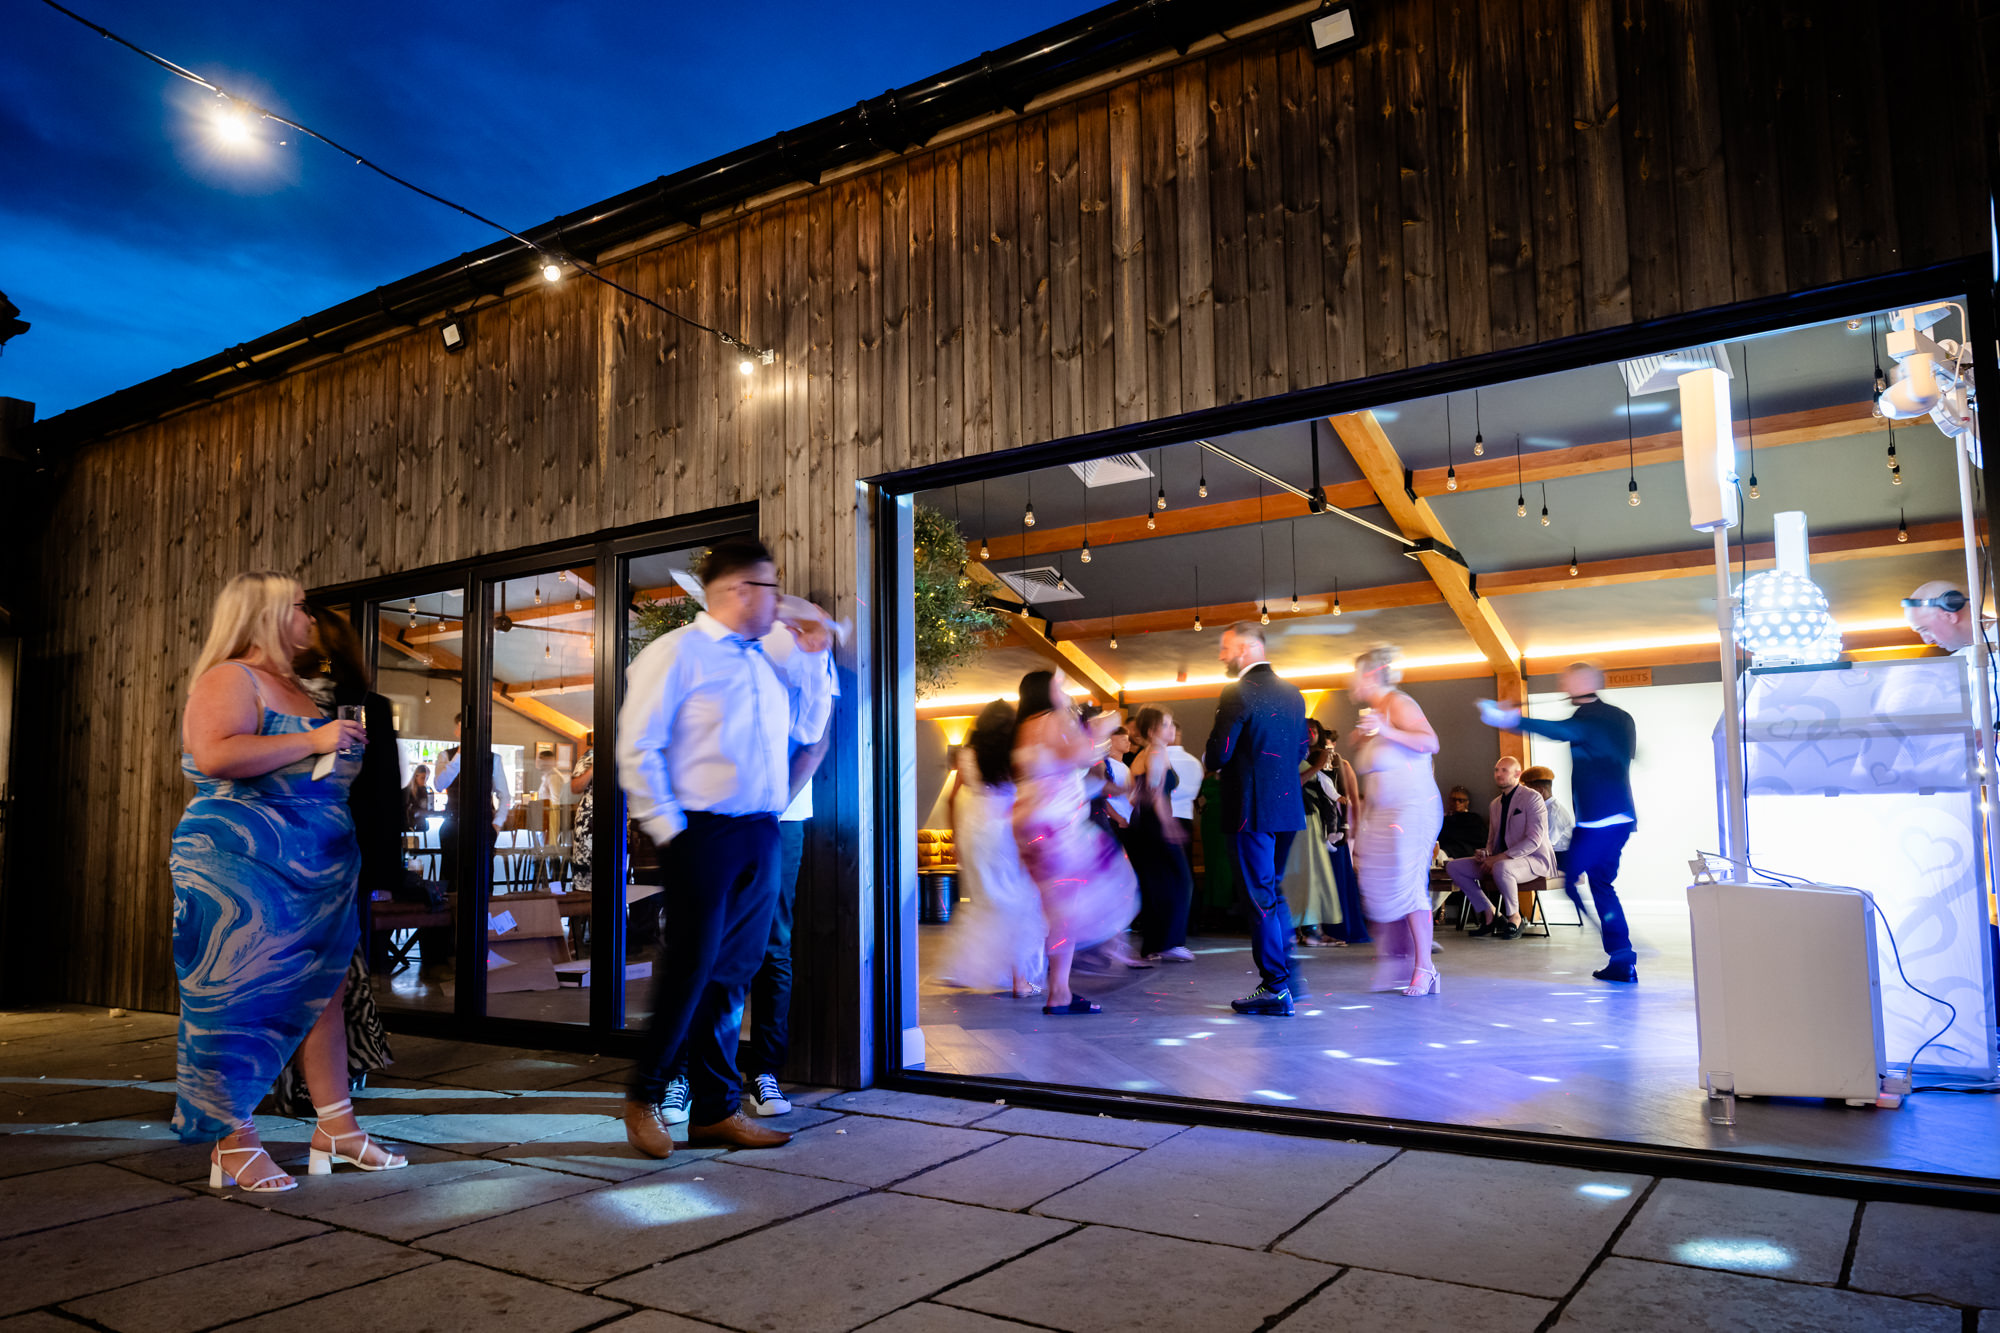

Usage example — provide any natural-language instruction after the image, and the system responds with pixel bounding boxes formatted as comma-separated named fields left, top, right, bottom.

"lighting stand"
left=1711, top=525, right=1749, bottom=863
left=1953, top=428, right=2000, bottom=929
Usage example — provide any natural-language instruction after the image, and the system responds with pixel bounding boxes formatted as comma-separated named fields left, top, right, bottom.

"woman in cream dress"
left=1348, top=645, right=1444, bottom=996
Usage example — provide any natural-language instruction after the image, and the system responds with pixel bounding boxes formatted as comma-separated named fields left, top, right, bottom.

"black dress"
left=1130, top=767, right=1194, bottom=956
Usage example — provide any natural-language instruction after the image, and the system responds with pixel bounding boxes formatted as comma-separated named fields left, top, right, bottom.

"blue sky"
left=1, top=0, right=1086, bottom=417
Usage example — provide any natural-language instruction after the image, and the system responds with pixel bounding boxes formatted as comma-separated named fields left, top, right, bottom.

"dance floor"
left=915, top=904, right=2000, bottom=1182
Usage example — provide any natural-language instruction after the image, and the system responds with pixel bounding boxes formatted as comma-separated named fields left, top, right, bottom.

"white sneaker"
left=1151, top=946, right=1196, bottom=963
left=662, top=1076, right=692, bottom=1128
left=746, top=1073, right=792, bottom=1117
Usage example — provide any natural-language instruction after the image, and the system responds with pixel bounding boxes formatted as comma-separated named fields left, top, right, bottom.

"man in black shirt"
left=1478, top=662, right=1640, bottom=984
left=1435, top=786, right=1487, bottom=860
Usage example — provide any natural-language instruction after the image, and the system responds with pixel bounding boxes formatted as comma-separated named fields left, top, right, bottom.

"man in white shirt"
left=618, top=537, right=835, bottom=1158
left=437, top=713, right=512, bottom=910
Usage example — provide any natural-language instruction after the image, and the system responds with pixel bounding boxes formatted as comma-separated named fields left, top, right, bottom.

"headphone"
left=1901, top=590, right=1971, bottom=613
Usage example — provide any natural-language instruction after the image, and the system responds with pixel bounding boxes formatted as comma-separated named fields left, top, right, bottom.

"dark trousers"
left=1228, top=830, right=1296, bottom=994
left=1135, top=839, right=1194, bottom=957
left=741, top=819, right=807, bottom=1078
left=1568, top=823, right=1636, bottom=968
left=629, top=812, right=781, bottom=1123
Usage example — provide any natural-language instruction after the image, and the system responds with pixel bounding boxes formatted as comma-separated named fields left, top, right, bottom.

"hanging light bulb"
left=1290, top=594, right=1300, bottom=612
left=1472, top=390, right=1485, bottom=455
left=1146, top=513, right=1156, bottom=530
left=1156, top=486, right=1167, bottom=511
left=1023, top=501, right=1036, bottom=528
left=1080, top=541, right=1092, bottom=563
left=1198, top=461, right=1208, bottom=499
left=1259, top=603, right=1270, bottom=625
left=1627, top=478, right=1641, bottom=507
left=1886, top=441, right=1898, bottom=469
left=978, top=539, right=990, bottom=559
left=1747, top=474, right=1761, bottom=500
left=533, top=582, right=542, bottom=605
left=558, top=570, right=570, bottom=583
left=541, top=257, right=563, bottom=283
left=406, top=598, right=417, bottom=618
left=1446, top=465, right=1458, bottom=492
left=1472, top=430, right=1484, bottom=457
left=1569, top=548, right=1579, bottom=577
left=1540, top=504, right=1550, bottom=527
left=1517, top=494, right=1527, bottom=518
left=544, top=640, right=551, bottom=660
left=1193, top=611, right=1203, bottom=631
left=1897, top=509, right=1909, bottom=543
left=1891, top=464, right=1903, bottom=486
left=423, top=684, right=431, bottom=704
left=1109, top=633, right=1119, bottom=649
left=1332, top=593, right=1342, bottom=616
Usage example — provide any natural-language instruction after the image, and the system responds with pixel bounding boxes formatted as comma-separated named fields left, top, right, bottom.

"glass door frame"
left=862, top=258, right=2000, bottom=1203
left=318, top=503, right=757, bottom=1053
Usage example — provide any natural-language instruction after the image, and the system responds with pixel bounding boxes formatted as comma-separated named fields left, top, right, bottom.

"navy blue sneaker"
left=1231, top=985, right=1295, bottom=1016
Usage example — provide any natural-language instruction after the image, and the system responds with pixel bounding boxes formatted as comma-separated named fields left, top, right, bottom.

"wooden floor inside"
left=916, top=904, right=2000, bottom=1182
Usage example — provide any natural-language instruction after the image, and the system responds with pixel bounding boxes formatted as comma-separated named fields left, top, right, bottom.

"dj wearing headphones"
left=1901, top=581, right=1990, bottom=655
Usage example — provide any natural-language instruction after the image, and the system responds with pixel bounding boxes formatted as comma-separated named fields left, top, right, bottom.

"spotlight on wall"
left=440, top=320, right=466, bottom=353
left=1302, top=2, right=1360, bottom=61
left=540, top=257, right=563, bottom=283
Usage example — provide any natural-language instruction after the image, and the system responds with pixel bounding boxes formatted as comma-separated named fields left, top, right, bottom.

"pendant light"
left=979, top=482, right=991, bottom=559
left=1872, top=314, right=1889, bottom=419
left=1625, top=386, right=1641, bottom=507
left=1023, top=472, right=1036, bottom=528
left=1257, top=482, right=1269, bottom=623
left=1472, top=389, right=1486, bottom=456
left=1198, top=454, right=1209, bottom=499
left=1289, top=522, right=1301, bottom=612
left=1155, top=449, right=1168, bottom=510
left=1742, top=343, right=1761, bottom=500
left=533, top=577, right=543, bottom=605
left=1192, top=564, right=1203, bottom=632
left=1569, top=548, right=1579, bottom=577
left=1332, top=575, right=1342, bottom=616
left=1444, top=397, right=1458, bottom=491
left=1514, top=434, right=1527, bottom=517
left=1109, top=595, right=1119, bottom=651
left=1897, top=508, right=1909, bottom=543
left=1079, top=486, right=1092, bottom=563
left=1539, top=482, right=1550, bottom=526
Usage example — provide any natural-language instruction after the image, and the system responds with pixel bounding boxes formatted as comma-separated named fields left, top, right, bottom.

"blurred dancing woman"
left=172, top=572, right=406, bottom=1191
left=1349, top=645, right=1444, bottom=996
left=1011, top=670, right=1139, bottom=1015
left=1126, top=707, right=1195, bottom=962
left=936, top=700, right=1047, bottom=997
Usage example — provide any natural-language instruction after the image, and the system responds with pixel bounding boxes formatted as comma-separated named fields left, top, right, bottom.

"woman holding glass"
left=1348, top=644, right=1444, bottom=996
left=172, top=572, right=406, bottom=1191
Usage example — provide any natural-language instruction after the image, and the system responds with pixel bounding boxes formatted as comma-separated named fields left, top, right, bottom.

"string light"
left=1569, top=548, right=1579, bottom=577
left=1472, top=389, right=1485, bottom=456
left=1332, top=575, right=1342, bottom=616
left=1193, top=563, right=1203, bottom=632
left=979, top=482, right=990, bottom=560
left=1445, top=397, right=1458, bottom=491
left=1539, top=482, right=1550, bottom=527
left=1290, top=521, right=1301, bottom=612
left=1198, top=455, right=1208, bottom=499
left=1514, top=433, right=1526, bottom=517
left=1156, top=450, right=1168, bottom=510
left=1079, top=484, right=1091, bottom=562
left=1898, top=508, right=1909, bottom=543
left=1023, top=473, right=1035, bottom=528
left=1742, top=342, right=1760, bottom=500
left=1625, top=385, right=1641, bottom=507
left=38, top=0, right=775, bottom=370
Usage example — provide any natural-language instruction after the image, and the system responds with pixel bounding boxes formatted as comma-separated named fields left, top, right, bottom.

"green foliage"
left=913, top=504, right=1003, bottom=698
left=630, top=555, right=706, bottom=660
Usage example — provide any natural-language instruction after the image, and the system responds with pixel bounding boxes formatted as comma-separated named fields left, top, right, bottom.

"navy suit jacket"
left=1203, top=662, right=1309, bottom=834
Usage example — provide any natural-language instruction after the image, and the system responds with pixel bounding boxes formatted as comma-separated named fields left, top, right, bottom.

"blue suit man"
left=1204, top=622, right=1310, bottom=1015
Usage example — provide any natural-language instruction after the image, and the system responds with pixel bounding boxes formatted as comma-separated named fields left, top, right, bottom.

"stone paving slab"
left=817, top=1088, right=1008, bottom=1126
left=1036, top=1125, right=1396, bottom=1249
left=0, top=1314, right=93, bottom=1333
left=599, top=1190, right=1070, bottom=1333
left=427, top=1056, right=632, bottom=1092
left=2, top=1086, right=175, bottom=1129
left=0, top=1162, right=189, bottom=1238
left=249, top=1153, right=513, bottom=1218
left=300, top=1162, right=604, bottom=1241
left=112, top=1134, right=464, bottom=1188
left=723, top=1113, right=1000, bottom=1188
left=212, top=1257, right=625, bottom=1333
left=859, top=1304, right=1055, bottom=1332
left=372, top=1111, right=622, bottom=1153
left=62, top=1227, right=438, bottom=1333
left=589, top=1313, right=733, bottom=1333
left=1849, top=1200, right=2000, bottom=1307
left=1273, top=1268, right=1554, bottom=1332
left=1554, top=1256, right=1961, bottom=1332
left=1612, top=1179, right=1856, bottom=1284
left=0, top=1196, right=328, bottom=1315
left=892, top=1133, right=1135, bottom=1211
left=974, top=1105, right=1188, bottom=1149
left=1279, top=1151, right=1648, bottom=1298
left=420, top=1158, right=862, bottom=1282
left=0, top=1126, right=183, bottom=1178
left=943, top=1223, right=1332, bottom=1333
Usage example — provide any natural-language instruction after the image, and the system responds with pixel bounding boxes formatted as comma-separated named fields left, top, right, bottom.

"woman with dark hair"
left=1127, top=707, right=1195, bottom=962
left=1010, top=670, right=1139, bottom=1014
left=935, top=699, right=1047, bottom=997
left=1287, top=718, right=1346, bottom=948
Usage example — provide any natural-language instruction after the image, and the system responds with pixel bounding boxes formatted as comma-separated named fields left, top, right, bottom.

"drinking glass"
left=337, top=704, right=364, bottom=755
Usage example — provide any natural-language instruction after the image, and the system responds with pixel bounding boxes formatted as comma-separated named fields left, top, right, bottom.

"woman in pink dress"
left=1011, top=670, right=1139, bottom=1015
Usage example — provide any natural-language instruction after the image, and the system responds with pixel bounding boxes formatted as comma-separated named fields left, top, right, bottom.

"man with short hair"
left=1436, top=785, right=1487, bottom=860
left=1478, top=662, right=1640, bottom=984
left=1902, top=581, right=1990, bottom=654
left=618, top=536, right=835, bottom=1157
left=1205, top=622, right=1310, bottom=1016
left=1444, top=756, right=1554, bottom=940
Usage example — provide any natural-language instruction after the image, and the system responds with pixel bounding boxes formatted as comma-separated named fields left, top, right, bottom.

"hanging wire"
left=39, top=0, right=774, bottom=364
left=978, top=481, right=990, bottom=560
left=1257, top=480, right=1269, bottom=623
left=1109, top=593, right=1119, bottom=650
left=1472, top=389, right=1486, bottom=456
left=1192, top=563, right=1203, bottom=632
left=1024, top=472, right=1036, bottom=527
left=1444, top=397, right=1459, bottom=491
left=1514, top=434, right=1526, bottom=517
left=1625, top=384, right=1642, bottom=507
left=1539, top=481, right=1550, bottom=527
left=1743, top=343, right=1760, bottom=499
left=1332, top=574, right=1342, bottom=616
left=1289, top=521, right=1301, bottom=612
left=1080, top=482, right=1092, bottom=562
left=1156, top=449, right=1169, bottom=511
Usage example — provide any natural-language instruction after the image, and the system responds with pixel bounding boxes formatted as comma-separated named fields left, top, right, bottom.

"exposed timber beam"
left=1408, top=401, right=1884, bottom=498
left=380, top=636, right=588, bottom=741
left=403, top=583, right=686, bottom=645
left=1052, top=581, right=1441, bottom=641
left=989, top=606, right=1124, bottom=705
left=966, top=484, right=1376, bottom=566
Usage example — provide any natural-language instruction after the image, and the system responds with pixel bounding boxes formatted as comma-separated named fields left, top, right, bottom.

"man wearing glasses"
left=617, top=536, right=836, bottom=1158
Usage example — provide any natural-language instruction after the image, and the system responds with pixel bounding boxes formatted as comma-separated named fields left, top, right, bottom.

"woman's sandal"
left=1041, top=995, right=1102, bottom=1015
left=211, top=1143, right=297, bottom=1193
left=308, top=1097, right=409, bottom=1175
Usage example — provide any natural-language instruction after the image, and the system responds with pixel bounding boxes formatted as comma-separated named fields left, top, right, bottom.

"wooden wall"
left=17, top=0, right=1989, bottom=1082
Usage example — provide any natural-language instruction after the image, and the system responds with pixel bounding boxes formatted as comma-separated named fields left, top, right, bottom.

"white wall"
left=1529, top=680, right=1722, bottom=908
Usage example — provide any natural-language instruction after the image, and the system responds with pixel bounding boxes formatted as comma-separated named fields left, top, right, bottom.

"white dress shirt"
left=436, top=751, right=511, bottom=831
left=617, top=613, right=835, bottom=844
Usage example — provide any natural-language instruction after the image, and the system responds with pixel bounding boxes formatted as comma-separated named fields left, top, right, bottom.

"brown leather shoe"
left=623, top=1100, right=675, bottom=1159
left=687, top=1110, right=792, bottom=1149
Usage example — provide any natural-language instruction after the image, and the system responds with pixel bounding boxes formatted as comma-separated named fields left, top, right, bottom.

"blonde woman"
left=1349, top=645, right=1444, bottom=996
left=172, top=572, right=405, bottom=1191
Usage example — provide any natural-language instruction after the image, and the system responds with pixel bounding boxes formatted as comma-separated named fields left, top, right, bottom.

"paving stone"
left=1273, top=1268, right=1552, bottom=1332
left=375, top=1111, right=620, bottom=1152
left=0, top=1312, right=94, bottom=1332
left=480, top=1136, right=724, bottom=1182
left=253, top=1154, right=517, bottom=1219
left=894, top=1134, right=1134, bottom=1211
left=0, top=1162, right=189, bottom=1238
left=212, top=1257, right=624, bottom=1333
left=975, top=1105, right=1188, bottom=1149
left=0, top=1196, right=326, bottom=1315
left=944, top=1224, right=1330, bottom=1333
left=1554, top=1257, right=1960, bottom=1333
left=724, top=1113, right=1000, bottom=1188
left=2, top=1085, right=175, bottom=1128
left=1613, top=1179, right=1855, bottom=1284
left=428, top=1057, right=631, bottom=1093
left=1279, top=1151, right=1646, bottom=1297
left=63, top=1228, right=437, bottom=1333
left=817, top=1088, right=1007, bottom=1126
left=0, top=1126, right=177, bottom=1178
left=113, top=1135, right=467, bottom=1188
left=420, top=1158, right=862, bottom=1282
left=1036, top=1125, right=1395, bottom=1249
left=599, top=1191, right=1068, bottom=1332
left=301, top=1162, right=603, bottom=1240
left=1850, top=1200, right=2000, bottom=1307
left=588, top=1314, right=729, bottom=1333
left=858, top=1304, right=1045, bottom=1333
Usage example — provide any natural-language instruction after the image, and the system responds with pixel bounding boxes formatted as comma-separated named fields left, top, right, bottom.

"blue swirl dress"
left=171, top=683, right=360, bottom=1142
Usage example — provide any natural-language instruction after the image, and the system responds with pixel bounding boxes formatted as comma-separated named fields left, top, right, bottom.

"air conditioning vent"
left=1067, top=454, right=1155, bottom=487
left=992, top=566, right=1086, bottom=603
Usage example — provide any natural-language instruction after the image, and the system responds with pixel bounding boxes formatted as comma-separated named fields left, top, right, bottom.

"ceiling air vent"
left=1067, top=454, right=1155, bottom=487
left=991, top=566, right=1086, bottom=604
left=1619, top=345, right=1734, bottom=395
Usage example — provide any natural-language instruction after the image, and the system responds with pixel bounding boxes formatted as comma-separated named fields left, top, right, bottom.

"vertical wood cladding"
left=28, top=2, right=1987, bottom=1079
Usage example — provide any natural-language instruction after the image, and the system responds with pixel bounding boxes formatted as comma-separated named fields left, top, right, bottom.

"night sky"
left=2, top=0, right=1086, bottom=417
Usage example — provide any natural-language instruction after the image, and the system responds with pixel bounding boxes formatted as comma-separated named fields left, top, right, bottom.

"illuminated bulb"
left=1332, top=597, right=1342, bottom=616
left=558, top=570, right=570, bottom=582
left=1146, top=514, right=1156, bottom=530
left=1891, top=466, right=1903, bottom=486
left=1569, top=559, right=1579, bottom=577
left=1193, top=613, right=1203, bottom=631
left=1156, top=488, right=1167, bottom=511
left=738, top=358, right=755, bottom=376
left=407, top=598, right=417, bottom=617
left=1473, top=431, right=1485, bottom=457
left=1024, top=503, right=1036, bottom=528
left=1199, top=478, right=1209, bottom=498
left=541, top=259, right=562, bottom=283
left=1539, top=505, right=1550, bottom=527
left=1109, top=633, right=1119, bottom=649
left=1897, top=516, right=1909, bottom=543
left=1627, top=479, right=1641, bottom=507
left=1259, top=606, right=1270, bottom=625
left=533, top=585, right=542, bottom=604
left=423, top=686, right=431, bottom=704
left=544, top=641, right=551, bottom=660
left=1080, top=543, right=1092, bottom=563
left=1747, top=476, right=1761, bottom=500
left=1517, top=497, right=1527, bottom=518
left=1290, top=595, right=1300, bottom=612
left=211, top=101, right=255, bottom=149
left=1445, top=465, right=1458, bottom=492
left=1886, top=444, right=1898, bottom=467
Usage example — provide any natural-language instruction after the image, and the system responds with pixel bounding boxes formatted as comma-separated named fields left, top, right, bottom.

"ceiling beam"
left=402, top=582, right=687, bottom=645
left=989, top=606, right=1123, bottom=705
left=1051, top=580, right=1442, bottom=640
left=965, top=483, right=1377, bottom=566
left=379, top=636, right=588, bottom=740
left=1407, top=401, right=1883, bottom=498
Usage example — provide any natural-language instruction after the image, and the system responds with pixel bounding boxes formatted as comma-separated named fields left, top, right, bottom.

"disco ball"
left=1734, top=569, right=1841, bottom=666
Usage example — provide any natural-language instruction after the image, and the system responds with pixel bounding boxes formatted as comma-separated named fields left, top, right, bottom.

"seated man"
left=1445, top=756, right=1554, bottom=940
left=1435, top=785, right=1487, bottom=860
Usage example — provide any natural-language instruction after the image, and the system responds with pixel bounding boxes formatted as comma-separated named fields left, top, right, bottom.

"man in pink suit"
left=1445, top=755, right=1554, bottom=940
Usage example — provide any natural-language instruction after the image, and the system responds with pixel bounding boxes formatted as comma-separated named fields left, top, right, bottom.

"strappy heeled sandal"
left=1402, top=965, right=1442, bottom=997
left=211, top=1143, right=297, bottom=1192
left=307, top=1097, right=409, bottom=1175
